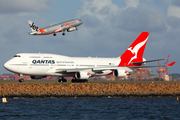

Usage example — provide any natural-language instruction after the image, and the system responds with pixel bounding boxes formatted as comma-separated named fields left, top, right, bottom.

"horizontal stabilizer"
left=131, top=58, right=166, bottom=64
left=168, top=61, right=176, bottom=66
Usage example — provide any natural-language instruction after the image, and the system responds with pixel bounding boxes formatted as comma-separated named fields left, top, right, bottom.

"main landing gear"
left=62, top=32, right=65, bottom=36
left=57, top=77, right=88, bottom=83
left=19, top=74, right=24, bottom=82
left=53, top=33, right=56, bottom=36
left=19, top=78, right=24, bottom=82
left=58, top=77, right=67, bottom=82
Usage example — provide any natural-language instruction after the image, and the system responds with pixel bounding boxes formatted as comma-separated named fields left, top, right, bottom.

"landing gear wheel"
left=58, top=78, right=67, bottom=82
left=58, top=79, right=63, bottom=82
left=53, top=33, right=56, bottom=36
left=63, top=79, right=67, bottom=82
left=62, top=33, right=65, bottom=36
left=19, top=78, right=24, bottom=82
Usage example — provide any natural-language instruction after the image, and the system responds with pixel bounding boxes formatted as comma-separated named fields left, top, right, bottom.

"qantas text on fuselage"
left=28, top=19, right=83, bottom=36
left=4, top=32, right=175, bottom=82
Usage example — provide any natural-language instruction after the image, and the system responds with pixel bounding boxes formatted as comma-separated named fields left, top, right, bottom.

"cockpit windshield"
left=14, top=55, right=21, bottom=57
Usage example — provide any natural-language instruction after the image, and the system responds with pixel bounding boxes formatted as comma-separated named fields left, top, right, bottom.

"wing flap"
left=55, top=61, right=175, bottom=74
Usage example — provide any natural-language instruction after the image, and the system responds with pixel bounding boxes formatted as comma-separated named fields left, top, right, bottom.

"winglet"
left=168, top=61, right=176, bottom=66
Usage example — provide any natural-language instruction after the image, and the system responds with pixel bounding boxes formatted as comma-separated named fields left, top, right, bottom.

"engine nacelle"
left=67, top=27, right=76, bottom=32
left=75, top=71, right=90, bottom=79
left=30, top=76, right=47, bottom=79
left=113, top=69, right=128, bottom=77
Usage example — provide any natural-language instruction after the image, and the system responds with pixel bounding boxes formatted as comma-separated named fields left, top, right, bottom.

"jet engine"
left=75, top=71, right=90, bottom=79
left=67, top=27, right=77, bottom=32
left=30, top=76, right=47, bottom=79
left=113, top=69, right=129, bottom=77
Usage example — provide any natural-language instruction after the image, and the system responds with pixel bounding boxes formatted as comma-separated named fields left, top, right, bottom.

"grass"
left=1, top=80, right=180, bottom=84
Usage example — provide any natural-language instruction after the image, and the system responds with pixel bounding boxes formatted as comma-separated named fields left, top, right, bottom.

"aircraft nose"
left=4, top=61, right=10, bottom=70
left=80, top=21, right=83, bottom=25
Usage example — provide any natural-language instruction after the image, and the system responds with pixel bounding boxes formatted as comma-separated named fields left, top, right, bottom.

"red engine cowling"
left=67, top=27, right=76, bottom=32
left=75, top=71, right=90, bottom=79
left=113, top=69, right=128, bottom=77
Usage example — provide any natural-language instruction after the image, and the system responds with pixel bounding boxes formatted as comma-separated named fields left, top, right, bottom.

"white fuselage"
left=4, top=32, right=151, bottom=80
left=4, top=53, right=121, bottom=77
left=29, top=19, right=83, bottom=35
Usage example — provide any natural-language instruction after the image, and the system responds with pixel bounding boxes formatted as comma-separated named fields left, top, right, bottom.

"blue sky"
left=0, top=0, right=180, bottom=74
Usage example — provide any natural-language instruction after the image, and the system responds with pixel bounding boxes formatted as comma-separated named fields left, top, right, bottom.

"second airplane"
left=28, top=19, right=83, bottom=36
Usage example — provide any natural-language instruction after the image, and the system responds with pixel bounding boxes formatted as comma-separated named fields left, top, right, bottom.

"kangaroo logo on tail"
left=127, top=37, right=148, bottom=64
left=119, top=32, right=149, bottom=66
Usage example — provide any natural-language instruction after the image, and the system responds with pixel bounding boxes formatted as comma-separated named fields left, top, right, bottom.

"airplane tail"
left=119, top=32, right=149, bottom=66
left=28, top=20, right=39, bottom=32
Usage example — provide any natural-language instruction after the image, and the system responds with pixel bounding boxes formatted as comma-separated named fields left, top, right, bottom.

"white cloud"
left=125, top=0, right=139, bottom=8
left=75, top=0, right=180, bottom=74
left=18, top=12, right=38, bottom=17
left=167, top=5, right=180, bottom=18
left=77, top=0, right=119, bottom=22
left=0, top=0, right=53, bottom=13
left=0, top=0, right=179, bottom=74
left=77, top=0, right=166, bottom=39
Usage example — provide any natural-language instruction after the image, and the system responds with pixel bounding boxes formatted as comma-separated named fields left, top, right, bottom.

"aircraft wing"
left=130, top=58, right=166, bottom=64
left=54, top=66, right=148, bottom=74
left=55, top=61, right=176, bottom=73
left=92, top=67, right=131, bottom=72
left=55, top=26, right=71, bottom=32
left=55, top=66, right=120, bottom=74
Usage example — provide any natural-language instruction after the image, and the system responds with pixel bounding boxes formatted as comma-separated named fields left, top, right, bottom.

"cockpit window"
left=14, top=55, right=21, bottom=57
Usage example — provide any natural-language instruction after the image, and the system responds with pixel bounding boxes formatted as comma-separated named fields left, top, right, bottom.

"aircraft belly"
left=45, top=72, right=75, bottom=77
left=93, top=70, right=112, bottom=76
left=23, top=66, right=50, bottom=76
left=46, top=29, right=56, bottom=34
left=8, top=66, right=32, bottom=75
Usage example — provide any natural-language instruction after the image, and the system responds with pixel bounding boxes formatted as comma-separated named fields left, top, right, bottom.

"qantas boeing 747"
left=4, top=32, right=175, bottom=82
left=28, top=19, right=83, bottom=36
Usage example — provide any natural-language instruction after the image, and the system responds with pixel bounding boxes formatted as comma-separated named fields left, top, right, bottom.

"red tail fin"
left=119, top=32, right=149, bottom=66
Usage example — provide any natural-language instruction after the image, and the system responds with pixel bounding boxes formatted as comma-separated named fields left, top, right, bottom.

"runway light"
left=2, top=95, right=7, bottom=103
left=177, top=97, right=179, bottom=101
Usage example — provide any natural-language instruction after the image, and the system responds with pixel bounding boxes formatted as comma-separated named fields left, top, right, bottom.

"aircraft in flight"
left=4, top=32, right=175, bottom=82
left=28, top=19, right=83, bottom=36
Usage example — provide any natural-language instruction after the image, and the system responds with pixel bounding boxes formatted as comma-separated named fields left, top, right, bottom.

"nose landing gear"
left=19, top=74, right=24, bottom=82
